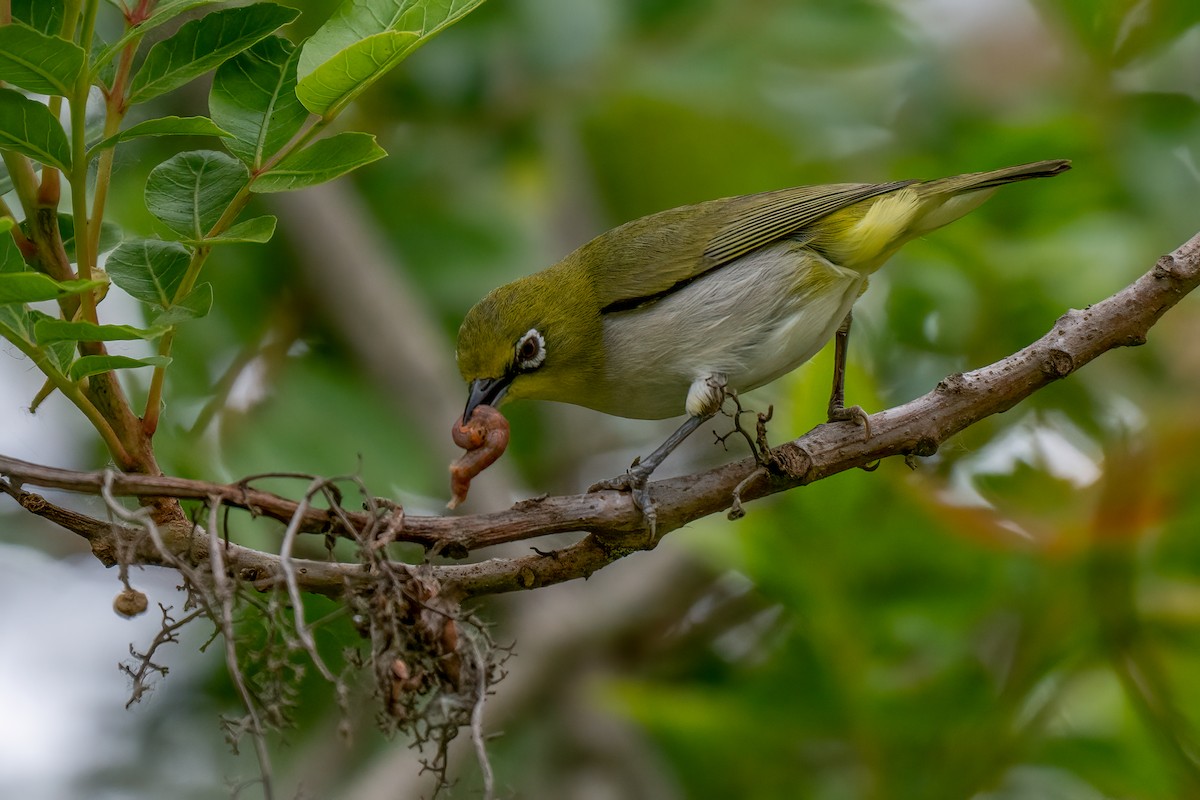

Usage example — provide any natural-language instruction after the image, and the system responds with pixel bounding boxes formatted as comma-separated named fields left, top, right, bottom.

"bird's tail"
left=923, top=159, right=1072, bottom=195
left=906, top=159, right=1071, bottom=236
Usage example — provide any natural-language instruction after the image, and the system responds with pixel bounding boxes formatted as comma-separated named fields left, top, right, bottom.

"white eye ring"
left=515, top=328, right=546, bottom=370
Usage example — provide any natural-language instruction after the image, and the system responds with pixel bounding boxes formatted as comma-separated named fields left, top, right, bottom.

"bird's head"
left=455, top=268, right=602, bottom=421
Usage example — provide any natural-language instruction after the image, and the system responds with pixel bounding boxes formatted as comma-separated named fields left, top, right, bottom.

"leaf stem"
left=0, top=195, right=33, bottom=255
left=69, top=0, right=103, bottom=323
left=87, top=24, right=141, bottom=270
left=61, top=0, right=81, bottom=40
left=252, top=115, right=326, bottom=178
left=141, top=328, right=174, bottom=435
left=1, top=150, right=40, bottom=223
left=43, top=0, right=83, bottom=197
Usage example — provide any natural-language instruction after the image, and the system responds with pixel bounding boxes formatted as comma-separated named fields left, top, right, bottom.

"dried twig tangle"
left=2, top=230, right=1198, bottom=603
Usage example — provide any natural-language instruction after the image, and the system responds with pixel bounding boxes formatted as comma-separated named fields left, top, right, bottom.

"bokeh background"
left=3, top=0, right=1200, bottom=797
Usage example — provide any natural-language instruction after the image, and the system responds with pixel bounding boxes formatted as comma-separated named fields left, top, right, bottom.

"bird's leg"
left=826, top=310, right=871, bottom=438
left=589, top=413, right=711, bottom=539
left=590, top=375, right=726, bottom=539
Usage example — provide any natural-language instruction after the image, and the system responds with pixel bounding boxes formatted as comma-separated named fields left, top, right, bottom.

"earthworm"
left=447, top=405, right=510, bottom=509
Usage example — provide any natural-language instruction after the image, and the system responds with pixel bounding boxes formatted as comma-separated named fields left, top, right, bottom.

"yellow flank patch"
left=839, top=188, right=921, bottom=269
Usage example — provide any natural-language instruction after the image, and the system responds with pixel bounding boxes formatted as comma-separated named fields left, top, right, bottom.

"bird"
left=454, top=159, right=1070, bottom=529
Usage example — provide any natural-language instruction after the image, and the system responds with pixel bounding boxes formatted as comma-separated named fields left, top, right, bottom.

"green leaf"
left=295, top=30, right=419, bottom=116
left=70, top=354, right=171, bottom=381
left=0, top=260, right=29, bottom=342
left=0, top=302, right=33, bottom=341
left=44, top=340, right=76, bottom=374
left=1, top=221, right=26, bottom=273
left=128, top=3, right=302, bottom=104
left=150, top=283, right=213, bottom=326
left=251, top=131, right=385, bottom=192
left=106, top=239, right=192, bottom=307
left=210, top=36, right=309, bottom=168
left=0, top=88, right=72, bottom=171
left=91, top=34, right=119, bottom=89
left=0, top=21, right=88, bottom=96
left=296, top=0, right=488, bottom=115
left=87, top=116, right=233, bottom=159
left=57, top=214, right=123, bottom=262
left=34, top=318, right=163, bottom=343
left=94, top=1, right=227, bottom=68
left=1113, top=2, right=1200, bottom=65
left=12, top=0, right=65, bottom=35
left=1031, top=0, right=1200, bottom=67
left=14, top=310, right=75, bottom=372
left=192, top=215, right=277, bottom=245
left=0, top=272, right=104, bottom=304
left=145, top=151, right=248, bottom=240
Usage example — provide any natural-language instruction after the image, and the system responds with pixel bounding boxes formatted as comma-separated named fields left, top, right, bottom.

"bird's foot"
left=588, top=461, right=658, bottom=541
left=827, top=404, right=872, bottom=439
left=587, top=412, right=712, bottom=542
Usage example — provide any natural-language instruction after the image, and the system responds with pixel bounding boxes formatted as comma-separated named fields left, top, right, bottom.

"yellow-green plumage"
left=457, top=160, right=1069, bottom=420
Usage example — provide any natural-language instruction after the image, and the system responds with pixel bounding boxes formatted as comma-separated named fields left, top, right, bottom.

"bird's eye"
left=515, top=328, right=546, bottom=371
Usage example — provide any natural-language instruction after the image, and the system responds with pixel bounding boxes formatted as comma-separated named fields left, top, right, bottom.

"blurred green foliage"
left=8, top=0, right=1200, bottom=797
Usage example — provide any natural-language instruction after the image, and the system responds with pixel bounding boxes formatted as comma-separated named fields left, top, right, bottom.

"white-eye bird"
left=455, top=159, right=1070, bottom=525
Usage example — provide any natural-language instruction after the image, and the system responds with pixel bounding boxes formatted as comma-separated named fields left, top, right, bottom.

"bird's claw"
left=828, top=404, right=872, bottom=439
left=588, top=471, right=634, bottom=494
left=588, top=466, right=658, bottom=541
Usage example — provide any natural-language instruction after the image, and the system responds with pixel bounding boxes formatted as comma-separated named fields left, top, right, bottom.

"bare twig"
left=121, top=604, right=206, bottom=708
left=715, top=390, right=767, bottom=465
left=207, top=500, right=276, bottom=800
left=277, top=476, right=354, bottom=737
left=468, top=638, right=496, bottom=800
left=96, top=474, right=279, bottom=794
left=279, top=477, right=341, bottom=685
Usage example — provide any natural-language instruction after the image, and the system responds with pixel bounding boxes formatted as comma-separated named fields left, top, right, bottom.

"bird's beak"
left=463, top=376, right=510, bottom=422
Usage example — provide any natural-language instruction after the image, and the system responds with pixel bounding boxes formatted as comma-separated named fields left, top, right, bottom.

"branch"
left=2, top=231, right=1198, bottom=601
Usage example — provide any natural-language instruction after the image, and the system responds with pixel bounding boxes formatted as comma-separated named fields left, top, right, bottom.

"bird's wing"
left=592, top=180, right=915, bottom=314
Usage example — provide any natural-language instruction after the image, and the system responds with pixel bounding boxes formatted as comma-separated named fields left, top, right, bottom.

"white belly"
left=596, top=241, right=866, bottom=419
